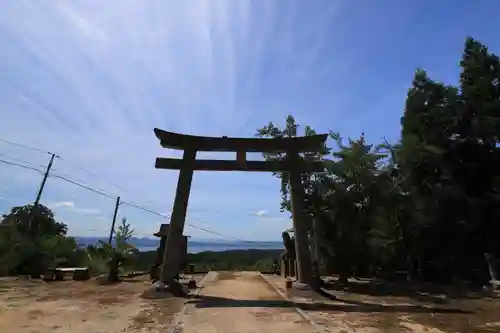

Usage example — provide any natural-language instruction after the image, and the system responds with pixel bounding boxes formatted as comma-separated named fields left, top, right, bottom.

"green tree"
left=257, top=117, right=386, bottom=282
left=256, top=115, right=330, bottom=212
left=319, top=133, right=387, bottom=282
left=1, top=204, right=67, bottom=237
left=257, top=38, right=500, bottom=286
left=115, top=217, right=136, bottom=255
left=0, top=204, right=75, bottom=276
left=84, top=217, right=138, bottom=281
left=399, top=37, right=500, bottom=283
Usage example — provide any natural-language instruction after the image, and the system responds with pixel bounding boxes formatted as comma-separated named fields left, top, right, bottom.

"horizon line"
left=68, top=235, right=283, bottom=243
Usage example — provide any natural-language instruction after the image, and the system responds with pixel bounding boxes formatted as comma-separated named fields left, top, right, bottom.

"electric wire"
left=0, top=139, right=287, bottom=244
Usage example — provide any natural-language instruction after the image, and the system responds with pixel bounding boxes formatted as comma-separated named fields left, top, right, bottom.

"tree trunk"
left=395, top=209, right=417, bottom=282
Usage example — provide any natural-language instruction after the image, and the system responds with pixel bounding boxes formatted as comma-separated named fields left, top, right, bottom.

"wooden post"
left=108, top=196, right=121, bottom=245
left=28, top=153, right=56, bottom=234
left=160, top=149, right=196, bottom=284
left=236, top=150, right=246, bottom=165
left=288, top=152, right=312, bottom=284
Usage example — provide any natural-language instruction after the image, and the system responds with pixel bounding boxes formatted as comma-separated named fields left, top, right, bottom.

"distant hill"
left=72, top=236, right=159, bottom=248
left=133, top=248, right=284, bottom=272
left=71, top=236, right=284, bottom=253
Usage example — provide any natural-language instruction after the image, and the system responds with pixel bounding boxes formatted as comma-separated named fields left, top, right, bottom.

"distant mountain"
left=72, top=236, right=158, bottom=248
left=71, top=236, right=284, bottom=253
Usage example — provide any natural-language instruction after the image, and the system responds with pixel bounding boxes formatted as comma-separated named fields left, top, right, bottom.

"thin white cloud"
left=51, top=201, right=75, bottom=209
left=256, top=210, right=268, bottom=217
left=50, top=201, right=100, bottom=215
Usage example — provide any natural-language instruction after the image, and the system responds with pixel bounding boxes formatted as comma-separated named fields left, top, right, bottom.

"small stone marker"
left=187, top=279, right=197, bottom=289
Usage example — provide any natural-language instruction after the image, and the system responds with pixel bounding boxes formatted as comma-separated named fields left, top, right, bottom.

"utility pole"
left=27, top=153, right=55, bottom=278
left=108, top=196, right=121, bottom=245
left=29, top=153, right=56, bottom=232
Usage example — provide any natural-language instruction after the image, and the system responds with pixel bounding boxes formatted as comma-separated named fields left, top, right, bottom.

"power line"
left=0, top=138, right=147, bottom=202
left=57, top=156, right=131, bottom=194
left=121, top=201, right=170, bottom=219
left=0, top=139, right=284, bottom=244
left=0, top=158, right=44, bottom=174
left=120, top=197, right=277, bottom=244
left=0, top=152, right=43, bottom=168
left=0, top=138, right=53, bottom=155
left=56, top=156, right=162, bottom=208
left=1, top=162, right=280, bottom=244
left=0, top=137, right=127, bottom=196
left=51, top=173, right=116, bottom=200
left=119, top=202, right=246, bottom=241
left=0, top=138, right=281, bottom=218
left=51, top=170, right=117, bottom=199
left=0, top=156, right=220, bottom=234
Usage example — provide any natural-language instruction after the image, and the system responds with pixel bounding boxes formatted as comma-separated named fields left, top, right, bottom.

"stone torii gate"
left=153, top=128, right=327, bottom=287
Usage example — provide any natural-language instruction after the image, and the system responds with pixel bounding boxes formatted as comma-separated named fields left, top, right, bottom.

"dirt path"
left=262, top=274, right=500, bottom=333
left=0, top=274, right=208, bottom=333
left=178, top=271, right=314, bottom=333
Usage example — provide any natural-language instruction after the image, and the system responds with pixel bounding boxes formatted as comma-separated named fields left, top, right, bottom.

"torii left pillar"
left=160, top=149, right=196, bottom=285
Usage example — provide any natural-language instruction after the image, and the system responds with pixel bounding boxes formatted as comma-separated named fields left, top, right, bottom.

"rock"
left=153, top=280, right=167, bottom=291
left=141, top=280, right=189, bottom=299
left=291, top=281, right=312, bottom=290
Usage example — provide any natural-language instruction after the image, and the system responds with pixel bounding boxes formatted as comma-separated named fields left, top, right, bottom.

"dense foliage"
left=0, top=203, right=278, bottom=275
left=0, top=204, right=84, bottom=275
left=132, top=249, right=282, bottom=272
left=256, top=37, right=500, bottom=285
left=0, top=205, right=138, bottom=277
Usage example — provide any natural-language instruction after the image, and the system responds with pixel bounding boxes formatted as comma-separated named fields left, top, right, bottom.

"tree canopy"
left=257, top=37, right=500, bottom=284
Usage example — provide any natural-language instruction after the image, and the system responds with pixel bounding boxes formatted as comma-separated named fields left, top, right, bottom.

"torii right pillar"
left=288, top=151, right=312, bottom=284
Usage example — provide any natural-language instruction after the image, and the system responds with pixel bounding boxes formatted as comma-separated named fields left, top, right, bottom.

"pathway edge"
left=258, top=272, right=331, bottom=333
left=167, top=271, right=214, bottom=333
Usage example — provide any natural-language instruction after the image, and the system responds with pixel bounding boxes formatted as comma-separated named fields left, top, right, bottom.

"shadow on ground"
left=320, top=278, right=498, bottom=303
left=187, top=295, right=471, bottom=314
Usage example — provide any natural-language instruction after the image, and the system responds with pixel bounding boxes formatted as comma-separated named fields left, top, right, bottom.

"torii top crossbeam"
left=154, top=128, right=328, bottom=153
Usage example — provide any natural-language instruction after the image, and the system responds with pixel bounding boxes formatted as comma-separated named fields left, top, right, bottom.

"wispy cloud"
left=256, top=210, right=268, bottom=217
left=51, top=201, right=75, bottom=209
left=1, top=1, right=499, bottom=239
left=50, top=201, right=100, bottom=215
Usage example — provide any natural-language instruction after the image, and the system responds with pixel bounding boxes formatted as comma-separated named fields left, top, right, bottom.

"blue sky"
left=0, top=1, right=499, bottom=240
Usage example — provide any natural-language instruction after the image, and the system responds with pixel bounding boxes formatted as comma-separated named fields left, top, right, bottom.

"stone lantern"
left=150, top=224, right=189, bottom=281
